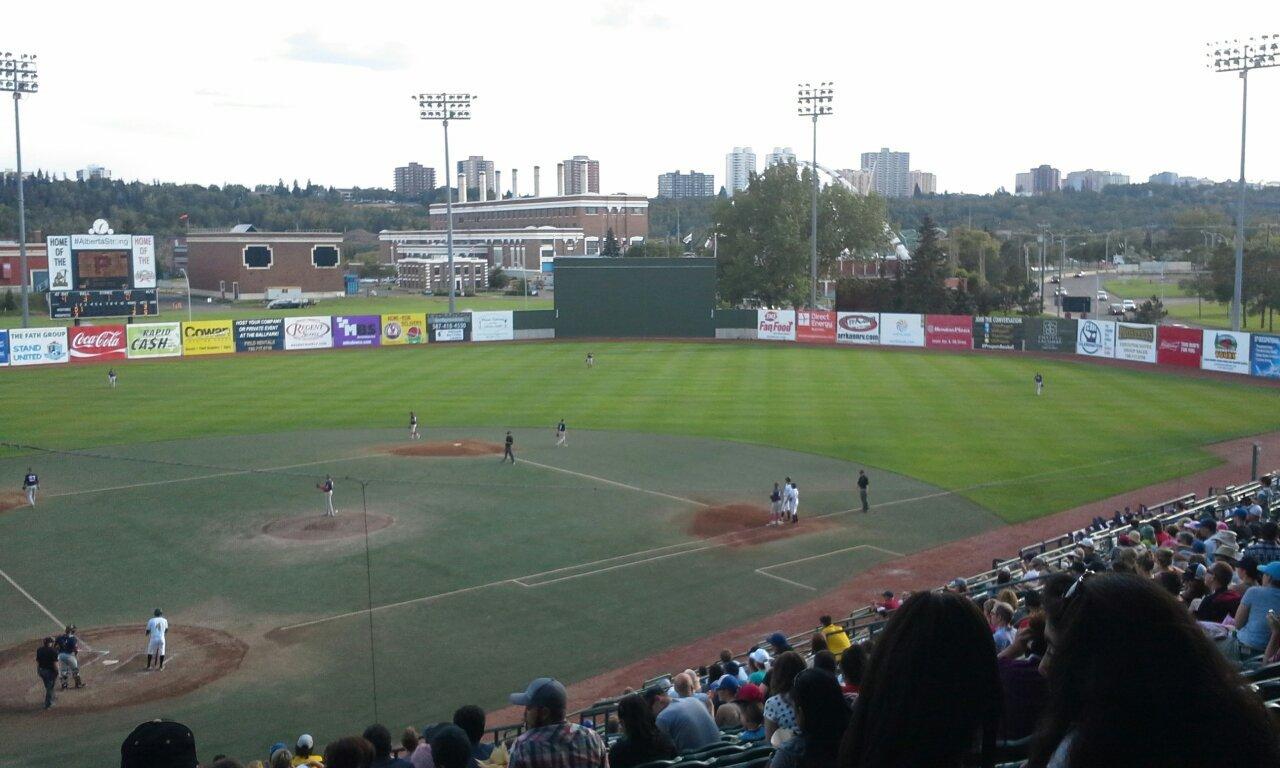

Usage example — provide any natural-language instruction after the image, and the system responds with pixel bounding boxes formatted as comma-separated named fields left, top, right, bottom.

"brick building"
left=379, top=193, right=648, bottom=278
left=186, top=225, right=344, bottom=300
left=0, top=241, right=49, bottom=289
left=395, top=256, right=488, bottom=294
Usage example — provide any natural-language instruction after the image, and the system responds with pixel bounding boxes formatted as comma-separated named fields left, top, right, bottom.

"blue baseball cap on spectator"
left=711, top=674, right=740, bottom=693
left=1259, top=561, right=1280, bottom=580
left=509, top=677, right=567, bottom=709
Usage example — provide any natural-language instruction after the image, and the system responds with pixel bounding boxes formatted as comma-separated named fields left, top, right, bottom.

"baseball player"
left=556, top=419, right=567, bottom=447
left=318, top=475, right=336, bottom=516
left=55, top=625, right=84, bottom=689
left=409, top=411, right=421, bottom=440
left=1034, top=372, right=1044, bottom=396
left=769, top=482, right=783, bottom=526
left=22, top=467, right=38, bottom=506
left=781, top=477, right=795, bottom=524
left=108, top=368, right=118, bottom=388
left=503, top=431, right=516, bottom=464
left=145, top=609, right=168, bottom=671
left=585, top=352, right=595, bottom=368
left=790, top=482, right=800, bottom=523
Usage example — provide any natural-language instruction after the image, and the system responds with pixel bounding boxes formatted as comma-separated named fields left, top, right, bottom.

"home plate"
left=453, top=443, right=462, bottom=447
left=102, top=659, right=119, bottom=666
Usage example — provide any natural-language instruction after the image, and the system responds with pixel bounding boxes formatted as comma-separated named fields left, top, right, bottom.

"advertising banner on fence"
left=1201, top=329, right=1251, bottom=375
left=9, top=327, right=69, bottom=366
left=234, top=318, right=285, bottom=353
left=1076, top=319, right=1116, bottom=359
left=1024, top=318, right=1077, bottom=353
left=879, top=313, right=925, bottom=347
left=925, top=315, right=972, bottom=349
left=69, top=325, right=127, bottom=362
left=1157, top=325, right=1201, bottom=368
left=836, top=312, right=880, bottom=344
left=1114, top=322, right=1157, bottom=363
left=472, top=311, right=515, bottom=342
left=796, top=310, right=836, bottom=343
left=1251, top=334, right=1280, bottom=379
left=127, top=323, right=182, bottom=358
left=428, top=312, right=473, bottom=343
left=182, top=320, right=235, bottom=356
left=282, top=316, right=333, bottom=351
left=972, top=316, right=1024, bottom=351
left=333, top=315, right=381, bottom=348
left=381, top=313, right=427, bottom=345
left=757, top=309, right=796, bottom=341
left=0, top=330, right=8, bottom=365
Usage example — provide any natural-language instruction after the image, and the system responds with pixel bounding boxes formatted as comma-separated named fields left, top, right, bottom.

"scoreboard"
left=47, top=220, right=159, bottom=319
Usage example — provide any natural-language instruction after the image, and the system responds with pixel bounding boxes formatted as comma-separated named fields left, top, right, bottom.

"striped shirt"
left=1243, top=540, right=1280, bottom=566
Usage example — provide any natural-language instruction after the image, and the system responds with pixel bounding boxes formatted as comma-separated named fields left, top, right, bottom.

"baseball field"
left=1, top=340, right=1278, bottom=766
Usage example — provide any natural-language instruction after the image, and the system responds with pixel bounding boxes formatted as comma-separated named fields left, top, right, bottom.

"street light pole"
left=797, top=82, right=833, bottom=309
left=1207, top=35, right=1279, bottom=331
left=1, top=52, right=38, bottom=328
left=179, top=268, right=192, bottom=322
left=415, top=92, right=474, bottom=314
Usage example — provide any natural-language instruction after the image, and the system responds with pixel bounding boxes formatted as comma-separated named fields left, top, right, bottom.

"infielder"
left=318, top=475, right=336, bottom=516
left=556, top=419, right=567, bottom=447
left=769, top=482, right=783, bottom=526
left=789, top=481, right=801, bottom=524
left=781, top=477, right=796, bottom=525
left=108, top=368, right=118, bottom=388
left=1034, top=372, right=1044, bottom=396
left=55, top=625, right=84, bottom=689
left=503, top=432, right=516, bottom=464
left=409, top=411, right=421, bottom=440
left=22, top=467, right=38, bottom=506
left=145, top=609, right=168, bottom=671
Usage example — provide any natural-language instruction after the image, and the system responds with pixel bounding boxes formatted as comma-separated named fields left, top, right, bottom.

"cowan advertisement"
left=879, top=314, right=925, bottom=347
left=69, top=325, right=128, bottom=362
left=1114, top=323, right=1157, bottom=363
left=127, top=323, right=182, bottom=358
left=757, top=309, right=796, bottom=341
left=182, top=320, right=235, bottom=356
left=836, top=312, right=880, bottom=345
left=1201, top=330, right=1250, bottom=375
left=9, top=327, right=69, bottom=366
left=283, top=316, right=334, bottom=351
left=1076, top=319, right=1116, bottom=359
left=472, top=311, right=515, bottom=342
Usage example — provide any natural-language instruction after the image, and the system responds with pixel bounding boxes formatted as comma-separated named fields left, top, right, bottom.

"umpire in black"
left=36, top=637, right=58, bottom=709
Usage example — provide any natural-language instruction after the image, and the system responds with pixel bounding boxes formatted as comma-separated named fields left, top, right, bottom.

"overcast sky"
left=7, top=1, right=1279, bottom=196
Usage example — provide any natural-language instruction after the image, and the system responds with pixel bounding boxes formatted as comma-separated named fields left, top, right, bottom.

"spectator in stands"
left=323, top=737, right=376, bottom=768
left=1135, top=550, right=1155, bottom=578
left=608, top=693, right=677, bottom=768
left=711, top=675, right=743, bottom=728
left=292, top=735, right=323, bottom=767
left=1138, top=524, right=1156, bottom=547
left=672, top=671, right=711, bottom=709
left=764, top=650, right=807, bottom=741
left=811, top=650, right=837, bottom=676
left=1023, top=557, right=1048, bottom=581
left=1243, top=521, right=1280, bottom=565
left=837, top=644, right=867, bottom=703
left=399, top=730, right=419, bottom=763
left=1109, top=547, right=1137, bottom=574
left=1026, top=572, right=1280, bottom=768
left=995, top=611, right=1048, bottom=741
left=272, top=748, right=295, bottom=768
left=818, top=616, right=851, bottom=659
left=453, top=705, right=494, bottom=764
left=1153, top=570, right=1182, bottom=597
left=839, top=591, right=1001, bottom=768
left=873, top=591, right=900, bottom=614
left=508, top=678, right=607, bottom=768
left=1151, top=547, right=1179, bottom=578
left=735, top=684, right=767, bottom=743
left=719, top=650, right=748, bottom=682
left=643, top=683, right=720, bottom=753
left=1175, top=531, right=1196, bottom=559
left=990, top=602, right=1016, bottom=651
left=1233, top=561, right=1280, bottom=655
left=747, top=649, right=770, bottom=684
left=408, top=728, right=434, bottom=768
left=1236, top=554, right=1262, bottom=592
left=431, top=725, right=476, bottom=768
left=1266, top=611, right=1280, bottom=663
left=364, top=725, right=413, bottom=768
left=770, top=669, right=849, bottom=768
left=211, top=759, right=245, bottom=768
left=1156, top=524, right=1175, bottom=547
left=809, top=633, right=829, bottom=657
left=945, top=577, right=969, bottom=595
left=1194, top=561, right=1242, bottom=623
left=767, top=631, right=793, bottom=655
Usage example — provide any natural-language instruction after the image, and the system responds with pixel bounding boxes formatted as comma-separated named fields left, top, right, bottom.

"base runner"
left=145, top=609, right=168, bottom=671
left=23, top=468, right=38, bottom=507
left=769, top=482, right=783, bottom=526
left=318, top=475, right=336, bottom=516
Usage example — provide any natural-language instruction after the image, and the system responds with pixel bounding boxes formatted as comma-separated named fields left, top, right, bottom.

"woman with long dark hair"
left=764, top=650, right=807, bottom=741
left=609, top=693, right=677, bottom=768
left=838, top=591, right=1001, bottom=768
left=769, top=670, right=849, bottom=768
left=1027, top=572, right=1280, bottom=768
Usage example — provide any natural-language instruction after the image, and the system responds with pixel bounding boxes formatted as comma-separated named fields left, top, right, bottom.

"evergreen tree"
left=900, top=215, right=951, bottom=312
left=601, top=228, right=621, bottom=257
left=2, top=288, right=14, bottom=313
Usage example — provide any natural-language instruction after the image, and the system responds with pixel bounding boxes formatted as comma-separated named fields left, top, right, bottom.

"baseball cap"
left=948, top=577, right=968, bottom=590
left=431, top=725, right=475, bottom=768
left=509, top=677, right=567, bottom=709
left=881, top=590, right=894, bottom=598
left=1184, top=563, right=1207, bottom=581
left=641, top=686, right=666, bottom=705
left=269, top=742, right=289, bottom=761
left=1078, top=537, right=1096, bottom=550
left=121, top=720, right=198, bottom=768
left=766, top=631, right=791, bottom=650
left=748, top=648, right=771, bottom=665
left=712, top=674, right=740, bottom=693
left=735, top=683, right=765, bottom=704
left=297, top=734, right=314, bottom=750
left=1259, top=561, right=1280, bottom=580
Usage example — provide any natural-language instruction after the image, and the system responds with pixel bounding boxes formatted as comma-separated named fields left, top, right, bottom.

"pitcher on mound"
left=318, top=475, right=336, bottom=516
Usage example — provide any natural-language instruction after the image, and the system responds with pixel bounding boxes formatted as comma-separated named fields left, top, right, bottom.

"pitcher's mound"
left=0, top=491, right=27, bottom=515
left=263, top=512, right=395, bottom=541
left=689, top=504, right=834, bottom=547
left=389, top=440, right=503, bottom=458
left=0, top=625, right=245, bottom=714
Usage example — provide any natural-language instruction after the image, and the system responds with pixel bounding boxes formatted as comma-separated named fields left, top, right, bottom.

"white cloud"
left=282, top=31, right=407, bottom=71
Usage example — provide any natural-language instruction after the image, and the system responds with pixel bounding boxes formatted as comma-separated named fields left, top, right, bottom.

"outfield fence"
left=0, top=309, right=1277, bottom=383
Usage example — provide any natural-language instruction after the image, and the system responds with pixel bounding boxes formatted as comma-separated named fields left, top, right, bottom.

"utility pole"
left=415, top=92, right=475, bottom=313
left=797, top=82, right=833, bottom=309
left=1, top=52, right=39, bottom=327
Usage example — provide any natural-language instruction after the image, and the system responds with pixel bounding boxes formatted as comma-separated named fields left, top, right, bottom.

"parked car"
left=266, top=297, right=314, bottom=309
left=1109, top=303, right=1126, bottom=316
left=1121, top=298, right=1138, bottom=311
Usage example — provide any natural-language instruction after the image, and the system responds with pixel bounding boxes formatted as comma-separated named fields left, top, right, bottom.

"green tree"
left=1132, top=296, right=1168, bottom=324
left=1, top=288, right=14, bottom=313
left=624, top=242, right=653, bottom=258
left=900, top=215, right=952, bottom=313
left=489, top=265, right=509, bottom=289
left=601, top=228, right=621, bottom=257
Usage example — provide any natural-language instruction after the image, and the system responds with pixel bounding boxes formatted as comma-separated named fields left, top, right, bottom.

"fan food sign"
left=757, top=309, right=796, bottom=341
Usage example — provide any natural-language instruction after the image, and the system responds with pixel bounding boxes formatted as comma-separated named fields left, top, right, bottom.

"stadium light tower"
left=414, top=92, right=474, bottom=313
left=0, top=52, right=38, bottom=327
left=1207, top=35, right=1279, bottom=332
left=798, top=82, right=833, bottom=309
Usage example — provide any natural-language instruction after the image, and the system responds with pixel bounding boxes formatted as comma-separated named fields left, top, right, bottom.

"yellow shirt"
left=292, top=755, right=324, bottom=767
left=821, top=623, right=851, bottom=659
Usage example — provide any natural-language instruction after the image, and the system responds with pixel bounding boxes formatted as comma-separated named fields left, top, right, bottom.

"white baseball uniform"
left=146, top=616, right=168, bottom=656
left=789, top=485, right=800, bottom=521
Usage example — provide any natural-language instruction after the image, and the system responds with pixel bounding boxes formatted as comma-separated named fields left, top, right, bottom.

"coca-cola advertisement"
left=69, top=325, right=127, bottom=362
